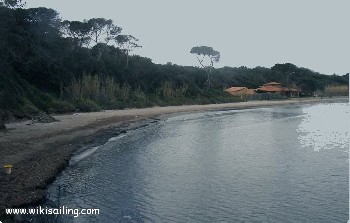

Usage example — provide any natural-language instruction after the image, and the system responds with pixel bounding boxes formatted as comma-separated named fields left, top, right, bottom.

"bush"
left=48, top=100, right=76, bottom=114
left=20, top=100, right=41, bottom=117
left=74, top=99, right=101, bottom=112
left=28, top=91, right=54, bottom=113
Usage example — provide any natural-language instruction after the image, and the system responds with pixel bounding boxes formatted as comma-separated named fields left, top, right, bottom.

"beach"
left=0, top=97, right=347, bottom=217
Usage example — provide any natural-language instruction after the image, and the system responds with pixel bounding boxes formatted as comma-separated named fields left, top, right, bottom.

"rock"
left=0, top=121, right=5, bottom=130
left=32, top=113, right=57, bottom=123
left=0, top=113, right=5, bottom=130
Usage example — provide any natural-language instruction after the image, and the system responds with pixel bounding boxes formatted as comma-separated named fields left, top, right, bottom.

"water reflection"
left=298, top=103, right=349, bottom=152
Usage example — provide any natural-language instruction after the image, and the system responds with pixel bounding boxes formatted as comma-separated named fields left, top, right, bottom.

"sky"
left=26, top=0, right=349, bottom=75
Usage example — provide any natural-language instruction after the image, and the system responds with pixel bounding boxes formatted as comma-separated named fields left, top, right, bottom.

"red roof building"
left=256, top=82, right=300, bottom=97
left=225, top=87, right=256, bottom=96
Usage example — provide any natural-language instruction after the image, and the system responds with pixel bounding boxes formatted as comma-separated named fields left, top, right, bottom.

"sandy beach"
left=0, top=97, right=347, bottom=217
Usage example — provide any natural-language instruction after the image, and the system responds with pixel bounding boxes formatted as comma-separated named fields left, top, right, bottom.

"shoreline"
left=0, top=97, right=348, bottom=218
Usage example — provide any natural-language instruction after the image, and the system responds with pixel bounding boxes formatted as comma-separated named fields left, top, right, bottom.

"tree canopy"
left=191, top=46, right=221, bottom=88
left=0, top=0, right=25, bottom=8
left=115, top=34, right=141, bottom=68
left=190, top=46, right=220, bottom=62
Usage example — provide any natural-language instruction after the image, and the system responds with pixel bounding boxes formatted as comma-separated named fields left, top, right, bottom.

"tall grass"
left=63, top=74, right=245, bottom=111
left=101, top=76, right=117, bottom=103
left=158, top=81, right=188, bottom=99
left=65, top=74, right=151, bottom=110
left=67, top=74, right=101, bottom=101
left=324, top=85, right=349, bottom=96
left=120, top=83, right=131, bottom=101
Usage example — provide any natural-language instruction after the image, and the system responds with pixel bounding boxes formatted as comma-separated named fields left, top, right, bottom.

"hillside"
left=0, top=2, right=348, bottom=126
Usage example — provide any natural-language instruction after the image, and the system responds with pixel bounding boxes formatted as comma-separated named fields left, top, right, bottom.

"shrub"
left=48, top=100, right=76, bottom=114
left=74, top=99, right=101, bottom=112
left=13, top=99, right=41, bottom=119
left=28, top=91, right=54, bottom=113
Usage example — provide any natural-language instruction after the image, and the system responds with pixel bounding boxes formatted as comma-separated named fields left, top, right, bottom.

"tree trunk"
left=97, top=49, right=103, bottom=61
left=96, top=44, right=108, bottom=61
left=206, top=68, right=211, bottom=88
left=114, top=51, right=118, bottom=64
left=207, top=72, right=211, bottom=88
left=125, top=52, right=129, bottom=69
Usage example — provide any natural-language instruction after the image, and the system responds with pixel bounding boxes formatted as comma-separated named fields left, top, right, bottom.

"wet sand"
left=0, top=97, right=346, bottom=217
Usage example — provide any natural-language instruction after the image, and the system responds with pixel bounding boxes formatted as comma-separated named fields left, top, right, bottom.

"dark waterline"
left=28, top=102, right=349, bottom=222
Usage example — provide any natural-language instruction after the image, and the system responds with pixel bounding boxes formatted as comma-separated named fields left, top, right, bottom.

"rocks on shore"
left=32, top=113, right=57, bottom=124
left=0, top=111, right=6, bottom=130
left=0, top=121, right=5, bottom=130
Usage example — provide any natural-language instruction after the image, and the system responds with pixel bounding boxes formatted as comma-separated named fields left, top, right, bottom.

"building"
left=256, top=82, right=300, bottom=97
left=224, top=87, right=256, bottom=97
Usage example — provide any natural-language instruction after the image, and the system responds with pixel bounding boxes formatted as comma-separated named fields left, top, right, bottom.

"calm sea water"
left=31, top=101, right=349, bottom=222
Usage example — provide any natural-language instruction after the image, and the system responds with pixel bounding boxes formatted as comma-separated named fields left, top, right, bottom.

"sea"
left=25, top=100, right=349, bottom=222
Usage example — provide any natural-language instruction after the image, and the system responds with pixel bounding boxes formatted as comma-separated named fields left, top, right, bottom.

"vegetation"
left=190, top=46, right=221, bottom=88
left=0, top=1, right=348, bottom=127
left=115, top=35, right=141, bottom=69
left=324, top=85, right=349, bottom=96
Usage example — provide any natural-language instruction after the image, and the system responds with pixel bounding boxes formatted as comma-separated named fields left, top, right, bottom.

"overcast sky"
left=26, top=0, right=349, bottom=75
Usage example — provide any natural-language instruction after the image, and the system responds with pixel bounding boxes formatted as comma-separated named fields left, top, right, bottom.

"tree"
left=61, top=20, right=92, bottom=47
left=114, top=34, right=141, bottom=69
left=272, top=63, right=297, bottom=90
left=0, top=0, right=25, bottom=8
left=87, top=18, right=122, bottom=61
left=190, top=46, right=220, bottom=88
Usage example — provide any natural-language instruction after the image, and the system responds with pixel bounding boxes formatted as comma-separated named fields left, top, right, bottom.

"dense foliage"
left=0, top=2, right=348, bottom=122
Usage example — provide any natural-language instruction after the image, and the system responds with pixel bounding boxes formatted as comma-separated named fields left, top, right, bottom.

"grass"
left=324, top=85, right=349, bottom=96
